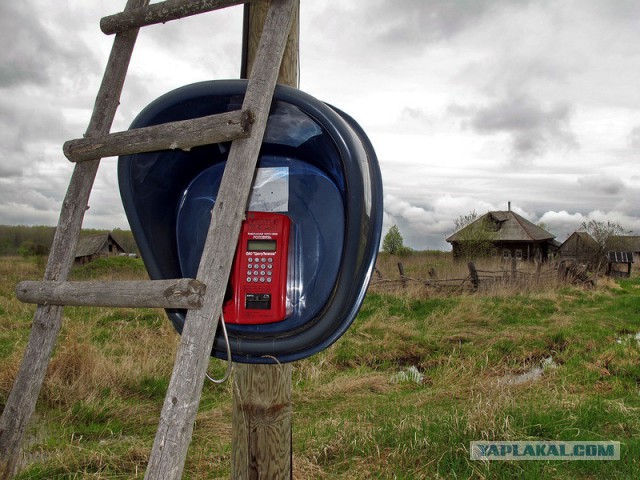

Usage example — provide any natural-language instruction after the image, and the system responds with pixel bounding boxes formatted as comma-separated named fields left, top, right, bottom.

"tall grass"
left=1, top=255, right=639, bottom=478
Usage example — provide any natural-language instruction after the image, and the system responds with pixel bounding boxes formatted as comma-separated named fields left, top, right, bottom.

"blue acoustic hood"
left=119, top=80, right=383, bottom=363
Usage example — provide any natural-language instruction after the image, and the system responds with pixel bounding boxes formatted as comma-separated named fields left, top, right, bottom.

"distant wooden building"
left=558, top=232, right=601, bottom=264
left=75, top=233, right=126, bottom=264
left=605, top=235, right=640, bottom=259
left=605, top=235, right=640, bottom=275
left=446, top=209, right=556, bottom=261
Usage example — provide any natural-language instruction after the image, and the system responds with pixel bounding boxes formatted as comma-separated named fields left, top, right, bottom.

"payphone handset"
left=222, top=211, right=292, bottom=325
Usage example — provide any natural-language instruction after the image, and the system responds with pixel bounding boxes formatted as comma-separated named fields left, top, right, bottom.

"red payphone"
left=222, top=211, right=291, bottom=324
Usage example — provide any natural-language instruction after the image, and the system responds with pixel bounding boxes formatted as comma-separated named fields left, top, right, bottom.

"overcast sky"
left=1, top=0, right=639, bottom=250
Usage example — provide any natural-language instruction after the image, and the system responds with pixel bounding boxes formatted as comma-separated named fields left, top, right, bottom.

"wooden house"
left=74, top=233, right=126, bottom=264
left=558, top=231, right=601, bottom=264
left=605, top=235, right=640, bottom=259
left=446, top=209, right=556, bottom=261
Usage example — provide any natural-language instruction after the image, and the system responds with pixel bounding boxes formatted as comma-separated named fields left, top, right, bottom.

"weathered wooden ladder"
left=0, top=0, right=297, bottom=478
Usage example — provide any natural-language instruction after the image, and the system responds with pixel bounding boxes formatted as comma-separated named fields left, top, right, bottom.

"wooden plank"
left=101, top=0, right=249, bottom=35
left=16, top=279, right=205, bottom=309
left=232, top=1, right=298, bottom=478
left=143, top=0, right=297, bottom=478
left=63, top=110, right=252, bottom=162
left=0, top=2, right=150, bottom=478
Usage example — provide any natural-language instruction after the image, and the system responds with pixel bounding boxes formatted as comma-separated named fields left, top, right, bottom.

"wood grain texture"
left=101, top=0, right=249, bottom=35
left=16, top=279, right=205, bottom=309
left=0, top=1, right=150, bottom=478
left=232, top=364, right=292, bottom=479
left=232, top=1, right=299, bottom=478
left=143, top=0, right=297, bottom=478
left=245, top=0, right=299, bottom=88
left=63, top=110, right=252, bottom=162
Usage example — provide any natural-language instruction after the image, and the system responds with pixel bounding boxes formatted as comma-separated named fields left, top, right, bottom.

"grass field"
left=1, top=253, right=639, bottom=479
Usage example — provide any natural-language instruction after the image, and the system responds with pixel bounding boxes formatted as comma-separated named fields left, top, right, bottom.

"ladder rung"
left=101, top=0, right=249, bottom=35
left=63, top=109, right=252, bottom=162
left=16, top=279, right=205, bottom=309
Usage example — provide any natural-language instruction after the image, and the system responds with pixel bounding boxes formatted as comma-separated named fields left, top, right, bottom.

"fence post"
left=467, top=262, right=479, bottom=291
left=397, top=262, right=407, bottom=287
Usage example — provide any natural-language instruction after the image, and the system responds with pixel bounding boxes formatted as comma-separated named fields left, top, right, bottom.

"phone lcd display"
left=247, top=239, right=277, bottom=252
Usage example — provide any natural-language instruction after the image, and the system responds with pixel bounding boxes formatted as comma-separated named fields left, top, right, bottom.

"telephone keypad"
left=246, top=256, right=273, bottom=283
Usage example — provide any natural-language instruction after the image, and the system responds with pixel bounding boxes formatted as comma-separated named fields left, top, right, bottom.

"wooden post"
left=467, top=261, right=479, bottom=291
left=144, top=1, right=297, bottom=478
left=397, top=262, right=407, bottom=288
left=232, top=1, right=298, bottom=479
left=243, top=0, right=299, bottom=89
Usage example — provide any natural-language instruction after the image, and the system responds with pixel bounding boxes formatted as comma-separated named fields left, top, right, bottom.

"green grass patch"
left=2, top=257, right=640, bottom=478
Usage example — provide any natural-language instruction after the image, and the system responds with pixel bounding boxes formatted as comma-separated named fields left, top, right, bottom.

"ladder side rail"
left=64, top=109, right=252, bottom=163
left=143, top=0, right=297, bottom=478
left=0, top=1, right=150, bottom=478
left=101, top=0, right=249, bottom=35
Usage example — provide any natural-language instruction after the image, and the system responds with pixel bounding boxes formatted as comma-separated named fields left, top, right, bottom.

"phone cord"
left=205, top=311, right=233, bottom=384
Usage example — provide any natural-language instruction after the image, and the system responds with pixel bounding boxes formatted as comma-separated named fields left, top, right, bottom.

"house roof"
left=75, top=233, right=124, bottom=258
left=559, top=231, right=600, bottom=250
left=446, top=210, right=555, bottom=243
left=605, top=235, right=640, bottom=252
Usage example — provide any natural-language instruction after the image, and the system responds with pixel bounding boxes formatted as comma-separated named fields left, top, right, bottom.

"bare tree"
left=454, top=210, right=479, bottom=231
left=579, top=220, right=631, bottom=250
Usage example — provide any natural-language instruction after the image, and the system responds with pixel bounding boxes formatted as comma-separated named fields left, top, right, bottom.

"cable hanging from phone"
left=206, top=312, right=232, bottom=384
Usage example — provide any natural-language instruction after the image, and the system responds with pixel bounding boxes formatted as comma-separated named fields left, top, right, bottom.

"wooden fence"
left=369, top=260, right=595, bottom=294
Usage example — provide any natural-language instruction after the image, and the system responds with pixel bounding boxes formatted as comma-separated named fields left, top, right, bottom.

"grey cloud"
left=629, top=126, right=640, bottom=150
left=306, top=0, right=520, bottom=62
left=590, top=0, right=640, bottom=22
left=363, top=0, right=517, bottom=47
left=0, top=2, right=98, bottom=88
left=0, top=98, right=73, bottom=154
left=0, top=3, right=52, bottom=87
left=0, top=177, right=64, bottom=220
left=460, top=94, right=577, bottom=159
left=0, top=156, right=23, bottom=177
left=396, top=107, right=434, bottom=133
left=577, top=175, right=625, bottom=196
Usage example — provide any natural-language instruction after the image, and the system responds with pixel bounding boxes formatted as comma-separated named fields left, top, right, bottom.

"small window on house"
left=515, top=249, right=523, bottom=260
left=486, top=221, right=498, bottom=232
left=503, top=249, right=511, bottom=259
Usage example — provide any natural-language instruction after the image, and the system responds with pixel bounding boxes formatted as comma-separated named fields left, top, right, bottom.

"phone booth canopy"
left=119, top=80, right=382, bottom=363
